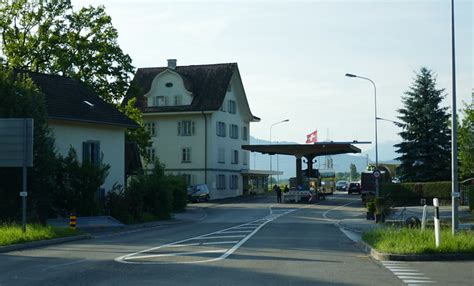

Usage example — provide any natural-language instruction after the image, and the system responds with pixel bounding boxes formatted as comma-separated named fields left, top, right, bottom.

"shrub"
left=366, top=202, right=376, bottom=213
left=166, top=175, right=188, bottom=212
left=422, top=182, right=452, bottom=199
left=380, top=181, right=453, bottom=206
left=467, top=185, right=474, bottom=211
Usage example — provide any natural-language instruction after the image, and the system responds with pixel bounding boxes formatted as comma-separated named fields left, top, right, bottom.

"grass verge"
left=0, top=224, right=78, bottom=246
left=362, top=227, right=474, bottom=254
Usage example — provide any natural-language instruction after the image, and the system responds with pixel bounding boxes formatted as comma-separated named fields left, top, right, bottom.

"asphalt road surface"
left=0, top=193, right=472, bottom=285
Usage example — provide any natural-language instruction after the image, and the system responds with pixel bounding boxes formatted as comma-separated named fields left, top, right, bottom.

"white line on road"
left=124, top=250, right=228, bottom=260
left=43, top=258, right=88, bottom=270
left=115, top=206, right=299, bottom=264
left=202, top=241, right=239, bottom=245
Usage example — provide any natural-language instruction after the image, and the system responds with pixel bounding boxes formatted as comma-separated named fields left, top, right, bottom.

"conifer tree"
left=395, top=67, right=451, bottom=182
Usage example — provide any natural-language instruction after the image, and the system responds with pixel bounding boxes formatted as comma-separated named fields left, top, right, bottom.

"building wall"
left=143, top=69, right=253, bottom=199
left=49, top=120, right=126, bottom=191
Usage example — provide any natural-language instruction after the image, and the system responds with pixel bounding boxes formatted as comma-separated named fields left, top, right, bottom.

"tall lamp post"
left=270, top=119, right=290, bottom=186
left=346, top=73, right=379, bottom=197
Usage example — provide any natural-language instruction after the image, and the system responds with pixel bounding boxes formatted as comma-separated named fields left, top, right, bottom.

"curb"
left=358, top=239, right=474, bottom=261
left=0, top=234, right=91, bottom=253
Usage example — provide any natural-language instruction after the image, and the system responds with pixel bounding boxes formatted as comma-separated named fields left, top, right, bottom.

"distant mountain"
left=249, top=136, right=374, bottom=179
left=361, top=140, right=401, bottom=162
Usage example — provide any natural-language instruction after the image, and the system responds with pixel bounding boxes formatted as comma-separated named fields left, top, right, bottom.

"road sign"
left=452, top=192, right=460, bottom=198
left=373, top=170, right=381, bottom=178
left=0, top=118, right=34, bottom=167
left=19, top=192, right=28, bottom=197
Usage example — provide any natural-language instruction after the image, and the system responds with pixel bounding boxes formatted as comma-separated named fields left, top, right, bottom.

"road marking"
left=218, top=230, right=253, bottom=234
left=43, top=258, right=88, bottom=270
left=381, top=261, right=436, bottom=285
left=115, top=207, right=298, bottom=265
left=202, top=241, right=239, bottom=245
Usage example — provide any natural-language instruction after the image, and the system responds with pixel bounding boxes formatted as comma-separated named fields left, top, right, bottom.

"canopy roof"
left=242, top=141, right=369, bottom=157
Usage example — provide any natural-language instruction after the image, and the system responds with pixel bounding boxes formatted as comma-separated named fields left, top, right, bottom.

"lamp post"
left=346, top=73, right=379, bottom=197
left=376, top=117, right=402, bottom=126
left=270, top=119, right=289, bottom=186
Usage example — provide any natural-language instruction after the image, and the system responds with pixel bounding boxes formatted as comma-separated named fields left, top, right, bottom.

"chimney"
left=167, top=59, right=177, bottom=69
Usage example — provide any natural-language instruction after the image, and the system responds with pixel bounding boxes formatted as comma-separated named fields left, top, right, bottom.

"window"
left=228, top=100, right=236, bottom=114
left=242, top=126, right=248, bottom=141
left=182, top=147, right=191, bottom=163
left=242, top=151, right=248, bottom=165
left=230, top=124, right=239, bottom=139
left=182, top=174, right=193, bottom=186
left=178, top=121, right=195, bottom=136
left=217, top=174, right=226, bottom=189
left=218, top=148, right=225, bottom=163
left=82, top=141, right=100, bottom=165
left=145, top=122, right=156, bottom=137
left=216, top=121, right=226, bottom=137
left=227, top=84, right=232, bottom=92
left=231, top=150, right=239, bottom=164
left=147, top=147, right=156, bottom=162
left=153, top=96, right=168, bottom=106
left=230, top=175, right=238, bottom=190
left=174, top=95, right=182, bottom=106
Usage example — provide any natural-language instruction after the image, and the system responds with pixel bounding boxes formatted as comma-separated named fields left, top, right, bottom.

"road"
left=0, top=193, right=472, bottom=285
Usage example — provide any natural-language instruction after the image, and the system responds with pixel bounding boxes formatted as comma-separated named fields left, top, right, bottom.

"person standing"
left=276, top=185, right=282, bottom=203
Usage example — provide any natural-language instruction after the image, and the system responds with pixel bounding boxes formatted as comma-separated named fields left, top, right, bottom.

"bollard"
left=69, top=213, right=77, bottom=230
left=433, top=198, right=440, bottom=248
left=421, top=204, right=427, bottom=230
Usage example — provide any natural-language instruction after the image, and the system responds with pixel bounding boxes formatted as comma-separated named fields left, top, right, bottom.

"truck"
left=360, top=170, right=390, bottom=201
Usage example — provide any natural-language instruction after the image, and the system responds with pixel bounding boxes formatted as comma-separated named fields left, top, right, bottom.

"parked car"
left=347, top=182, right=361, bottom=195
left=187, top=184, right=210, bottom=203
left=335, top=180, right=349, bottom=191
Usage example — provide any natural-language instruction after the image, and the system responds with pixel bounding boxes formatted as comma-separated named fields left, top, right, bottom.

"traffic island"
left=360, top=227, right=474, bottom=261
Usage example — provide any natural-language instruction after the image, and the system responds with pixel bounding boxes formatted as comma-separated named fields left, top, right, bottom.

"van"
left=187, top=184, right=210, bottom=203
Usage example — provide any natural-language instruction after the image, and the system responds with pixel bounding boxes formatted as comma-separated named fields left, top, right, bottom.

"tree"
left=349, top=163, right=359, bottom=181
left=0, top=0, right=134, bottom=102
left=395, top=67, right=451, bottom=182
left=0, top=68, right=58, bottom=222
left=458, top=100, right=474, bottom=180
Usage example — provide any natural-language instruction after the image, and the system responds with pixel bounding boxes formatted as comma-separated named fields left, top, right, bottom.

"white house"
left=127, top=60, right=261, bottom=199
left=27, top=72, right=138, bottom=195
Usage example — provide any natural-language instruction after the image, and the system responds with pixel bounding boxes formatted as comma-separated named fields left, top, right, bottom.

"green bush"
left=380, top=181, right=453, bottom=206
left=105, top=159, right=188, bottom=224
left=467, top=185, right=474, bottom=211
left=366, top=202, right=376, bottom=213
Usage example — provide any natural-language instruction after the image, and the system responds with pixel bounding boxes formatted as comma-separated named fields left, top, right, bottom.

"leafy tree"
left=117, top=97, right=151, bottom=161
left=350, top=163, right=359, bottom=181
left=0, top=68, right=58, bottom=222
left=458, top=101, right=474, bottom=180
left=0, top=0, right=134, bottom=102
left=395, top=67, right=451, bottom=182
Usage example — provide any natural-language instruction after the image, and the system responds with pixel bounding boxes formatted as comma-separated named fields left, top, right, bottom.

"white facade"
left=143, top=67, right=254, bottom=199
left=49, top=119, right=126, bottom=192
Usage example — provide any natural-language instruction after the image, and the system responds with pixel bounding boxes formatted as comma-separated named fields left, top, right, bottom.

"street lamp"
left=270, top=119, right=289, bottom=186
left=376, top=117, right=402, bottom=126
left=346, top=73, right=379, bottom=197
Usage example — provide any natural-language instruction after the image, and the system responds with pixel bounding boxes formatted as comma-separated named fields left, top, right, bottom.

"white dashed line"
left=381, top=261, right=436, bottom=285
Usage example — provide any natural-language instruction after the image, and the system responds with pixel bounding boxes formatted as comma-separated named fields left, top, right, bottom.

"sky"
left=74, top=0, right=472, bottom=152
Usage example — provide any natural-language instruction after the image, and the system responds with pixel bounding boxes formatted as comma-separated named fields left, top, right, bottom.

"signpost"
left=0, top=118, right=34, bottom=233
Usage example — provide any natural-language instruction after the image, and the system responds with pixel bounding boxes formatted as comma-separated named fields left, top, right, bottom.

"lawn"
left=0, top=224, right=78, bottom=246
left=362, top=227, right=474, bottom=254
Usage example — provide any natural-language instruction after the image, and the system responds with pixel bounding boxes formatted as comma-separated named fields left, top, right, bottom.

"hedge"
left=380, top=181, right=452, bottom=206
left=467, top=185, right=474, bottom=211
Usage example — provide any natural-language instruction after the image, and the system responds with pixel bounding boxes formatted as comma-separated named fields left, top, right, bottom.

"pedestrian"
left=284, top=185, right=289, bottom=193
left=276, top=185, right=282, bottom=203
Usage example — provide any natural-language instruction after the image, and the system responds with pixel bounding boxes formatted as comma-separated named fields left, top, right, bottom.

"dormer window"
left=174, top=95, right=182, bottom=106
left=153, top=96, right=168, bottom=106
left=165, top=82, right=173, bottom=88
left=228, top=100, right=236, bottom=114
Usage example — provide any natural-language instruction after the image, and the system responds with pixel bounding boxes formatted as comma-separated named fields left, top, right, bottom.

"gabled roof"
left=126, top=63, right=259, bottom=120
left=24, top=72, right=138, bottom=128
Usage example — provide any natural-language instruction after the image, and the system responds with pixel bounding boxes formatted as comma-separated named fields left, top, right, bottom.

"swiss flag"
left=306, top=130, right=318, bottom=144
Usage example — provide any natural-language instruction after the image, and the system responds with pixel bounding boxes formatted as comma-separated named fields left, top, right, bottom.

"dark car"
left=187, top=184, right=210, bottom=203
left=335, top=180, right=349, bottom=191
left=348, top=182, right=361, bottom=195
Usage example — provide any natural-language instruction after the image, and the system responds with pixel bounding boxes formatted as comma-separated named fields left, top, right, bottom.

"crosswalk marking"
left=116, top=207, right=298, bottom=264
left=381, top=261, right=436, bottom=285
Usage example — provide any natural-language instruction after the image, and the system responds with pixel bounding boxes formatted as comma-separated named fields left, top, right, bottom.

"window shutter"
left=93, top=142, right=100, bottom=164
left=178, top=121, right=181, bottom=136
left=82, top=142, right=90, bottom=163
left=192, top=121, right=195, bottom=135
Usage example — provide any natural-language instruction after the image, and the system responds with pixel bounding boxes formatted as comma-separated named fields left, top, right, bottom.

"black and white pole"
left=433, top=198, right=441, bottom=248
